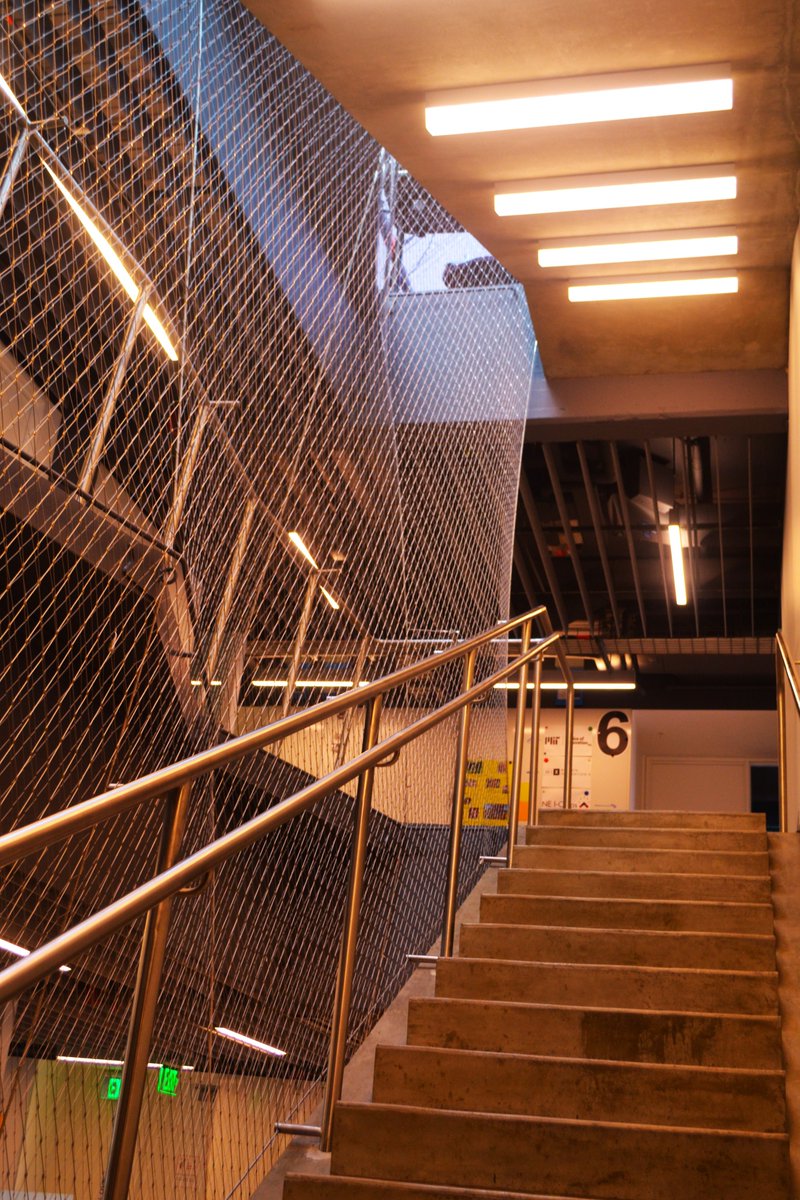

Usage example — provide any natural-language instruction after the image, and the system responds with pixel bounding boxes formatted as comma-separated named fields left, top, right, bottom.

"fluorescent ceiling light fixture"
left=190, top=679, right=203, bottom=687
left=57, top=1055, right=193, bottom=1070
left=209, top=679, right=223, bottom=687
left=668, top=523, right=689, bottom=606
left=319, top=585, right=340, bottom=610
left=568, top=271, right=738, bottom=302
left=495, top=679, right=636, bottom=691
left=287, top=531, right=319, bottom=570
left=0, top=70, right=28, bottom=121
left=537, top=229, right=738, bottom=268
left=252, top=679, right=355, bottom=689
left=426, top=64, right=732, bottom=137
left=213, top=1026, right=286, bottom=1058
left=0, top=935, right=70, bottom=973
left=41, top=162, right=179, bottom=362
left=495, top=165, right=736, bottom=217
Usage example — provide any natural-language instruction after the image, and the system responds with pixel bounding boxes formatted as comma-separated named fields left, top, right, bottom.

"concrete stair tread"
left=465, top=920, right=775, bottom=944
left=436, top=957, right=780, bottom=1016
left=497, top=867, right=771, bottom=902
left=514, top=845, right=770, bottom=875
left=539, top=810, right=766, bottom=828
left=376, top=1041, right=786, bottom=1079
left=284, top=1174, right=613, bottom=1200
left=458, top=924, right=776, bottom=972
left=330, top=1103, right=790, bottom=1200
left=372, top=1043, right=786, bottom=1131
left=410, top=994, right=783, bottom=1024
left=482, top=892, right=775, bottom=933
left=525, top=827, right=768, bottom=850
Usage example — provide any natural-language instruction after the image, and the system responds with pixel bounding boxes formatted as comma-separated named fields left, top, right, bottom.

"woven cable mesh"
left=0, top=2, right=533, bottom=1196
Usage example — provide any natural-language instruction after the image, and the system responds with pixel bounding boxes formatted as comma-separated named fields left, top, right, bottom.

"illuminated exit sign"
left=105, top=1077, right=121, bottom=1100
left=157, top=1065, right=180, bottom=1096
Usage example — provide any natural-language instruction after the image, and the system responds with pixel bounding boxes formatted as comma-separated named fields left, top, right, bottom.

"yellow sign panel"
left=462, top=758, right=529, bottom=826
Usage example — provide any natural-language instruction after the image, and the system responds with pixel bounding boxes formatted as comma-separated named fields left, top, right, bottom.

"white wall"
left=633, top=710, right=777, bottom=812
left=782, top=226, right=800, bottom=830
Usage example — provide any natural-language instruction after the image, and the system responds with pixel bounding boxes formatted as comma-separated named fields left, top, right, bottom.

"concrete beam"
left=527, top=368, right=787, bottom=442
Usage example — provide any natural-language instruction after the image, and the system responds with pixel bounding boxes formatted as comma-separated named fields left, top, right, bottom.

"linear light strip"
left=538, top=232, right=738, bottom=268
left=41, top=163, right=179, bottom=361
left=495, top=168, right=736, bottom=216
left=668, top=524, right=689, bottom=606
left=494, top=681, right=636, bottom=691
left=252, top=679, right=356, bottom=689
left=568, top=273, right=738, bottom=302
left=287, top=531, right=319, bottom=570
left=319, top=584, right=340, bottom=610
left=0, top=935, right=70, bottom=973
left=213, top=1026, right=286, bottom=1057
left=426, top=69, right=732, bottom=136
left=57, top=1055, right=194, bottom=1070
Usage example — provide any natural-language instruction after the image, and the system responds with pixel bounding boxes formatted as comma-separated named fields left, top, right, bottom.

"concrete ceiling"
left=244, top=0, right=800, bottom=378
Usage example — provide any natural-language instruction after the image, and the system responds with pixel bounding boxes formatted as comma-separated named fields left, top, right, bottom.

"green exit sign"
left=105, top=1077, right=121, bottom=1100
left=157, top=1065, right=180, bottom=1096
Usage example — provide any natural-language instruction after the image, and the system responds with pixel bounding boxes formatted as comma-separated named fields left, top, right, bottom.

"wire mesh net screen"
left=0, top=1, right=533, bottom=1196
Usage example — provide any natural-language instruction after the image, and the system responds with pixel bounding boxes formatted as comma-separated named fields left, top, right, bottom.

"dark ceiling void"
left=512, top=432, right=786, bottom=708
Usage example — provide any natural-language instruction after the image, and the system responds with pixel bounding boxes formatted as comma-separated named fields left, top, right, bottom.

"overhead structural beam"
left=512, top=543, right=539, bottom=612
left=609, top=442, right=647, bottom=636
left=576, top=441, right=621, bottom=636
left=712, top=437, right=728, bottom=638
left=517, top=470, right=569, bottom=632
left=541, top=443, right=593, bottom=628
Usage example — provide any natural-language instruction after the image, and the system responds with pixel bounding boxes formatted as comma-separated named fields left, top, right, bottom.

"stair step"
left=372, top=1044, right=786, bottom=1131
left=481, top=893, right=775, bottom=934
left=436, top=957, right=779, bottom=1015
left=406, top=997, right=783, bottom=1068
left=539, top=810, right=766, bottom=830
left=330, top=1104, right=790, bottom=1200
left=459, top=923, right=776, bottom=971
left=525, top=826, right=767, bottom=851
left=498, top=868, right=771, bottom=902
left=513, top=845, right=769, bottom=875
left=284, top=1176, right=608, bottom=1200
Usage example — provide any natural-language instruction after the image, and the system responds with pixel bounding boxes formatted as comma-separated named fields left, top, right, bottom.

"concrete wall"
left=781, top=227, right=800, bottom=831
left=633, top=710, right=777, bottom=812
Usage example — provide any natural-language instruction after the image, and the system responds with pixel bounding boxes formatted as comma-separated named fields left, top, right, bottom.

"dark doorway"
left=751, top=764, right=780, bottom=832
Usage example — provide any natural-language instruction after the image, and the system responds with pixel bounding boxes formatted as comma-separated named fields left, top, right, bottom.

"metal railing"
left=0, top=604, right=573, bottom=1195
left=775, top=630, right=799, bottom=833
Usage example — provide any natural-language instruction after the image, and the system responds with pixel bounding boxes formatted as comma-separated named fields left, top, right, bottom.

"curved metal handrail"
left=774, top=629, right=800, bottom=833
left=0, top=605, right=561, bottom=866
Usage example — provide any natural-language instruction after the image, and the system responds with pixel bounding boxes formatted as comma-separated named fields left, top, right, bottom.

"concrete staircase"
left=283, top=809, right=791, bottom=1200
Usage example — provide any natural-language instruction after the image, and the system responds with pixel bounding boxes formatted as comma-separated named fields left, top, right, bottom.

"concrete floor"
left=252, top=863, right=500, bottom=1199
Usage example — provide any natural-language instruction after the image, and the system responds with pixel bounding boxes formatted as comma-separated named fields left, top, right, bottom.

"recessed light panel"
left=538, top=229, right=738, bottom=268
left=567, top=271, right=739, bottom=302
left=495, top=166, right=736, bottom=217
left=426, top=64, right=732, bottom=136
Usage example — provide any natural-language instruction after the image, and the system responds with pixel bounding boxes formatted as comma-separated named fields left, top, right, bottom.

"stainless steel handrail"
left=0, top=605, right=573, bottom=1193
left=775, top=630, right=799, bottom=832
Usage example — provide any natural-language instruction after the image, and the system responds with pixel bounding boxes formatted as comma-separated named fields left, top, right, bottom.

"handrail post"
left=563, top=682, right=575, bottom=809
left=507, top=621, right=531, bottom=868
left=320, top=694, right=383, bottom=1153
left=777, top=646, right=788, bottom=834
left=527, top=654, right=543, bottom=828
left=441, top=648, right=477, bottom=957
left=102, top=781, right=192, bottom=1200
